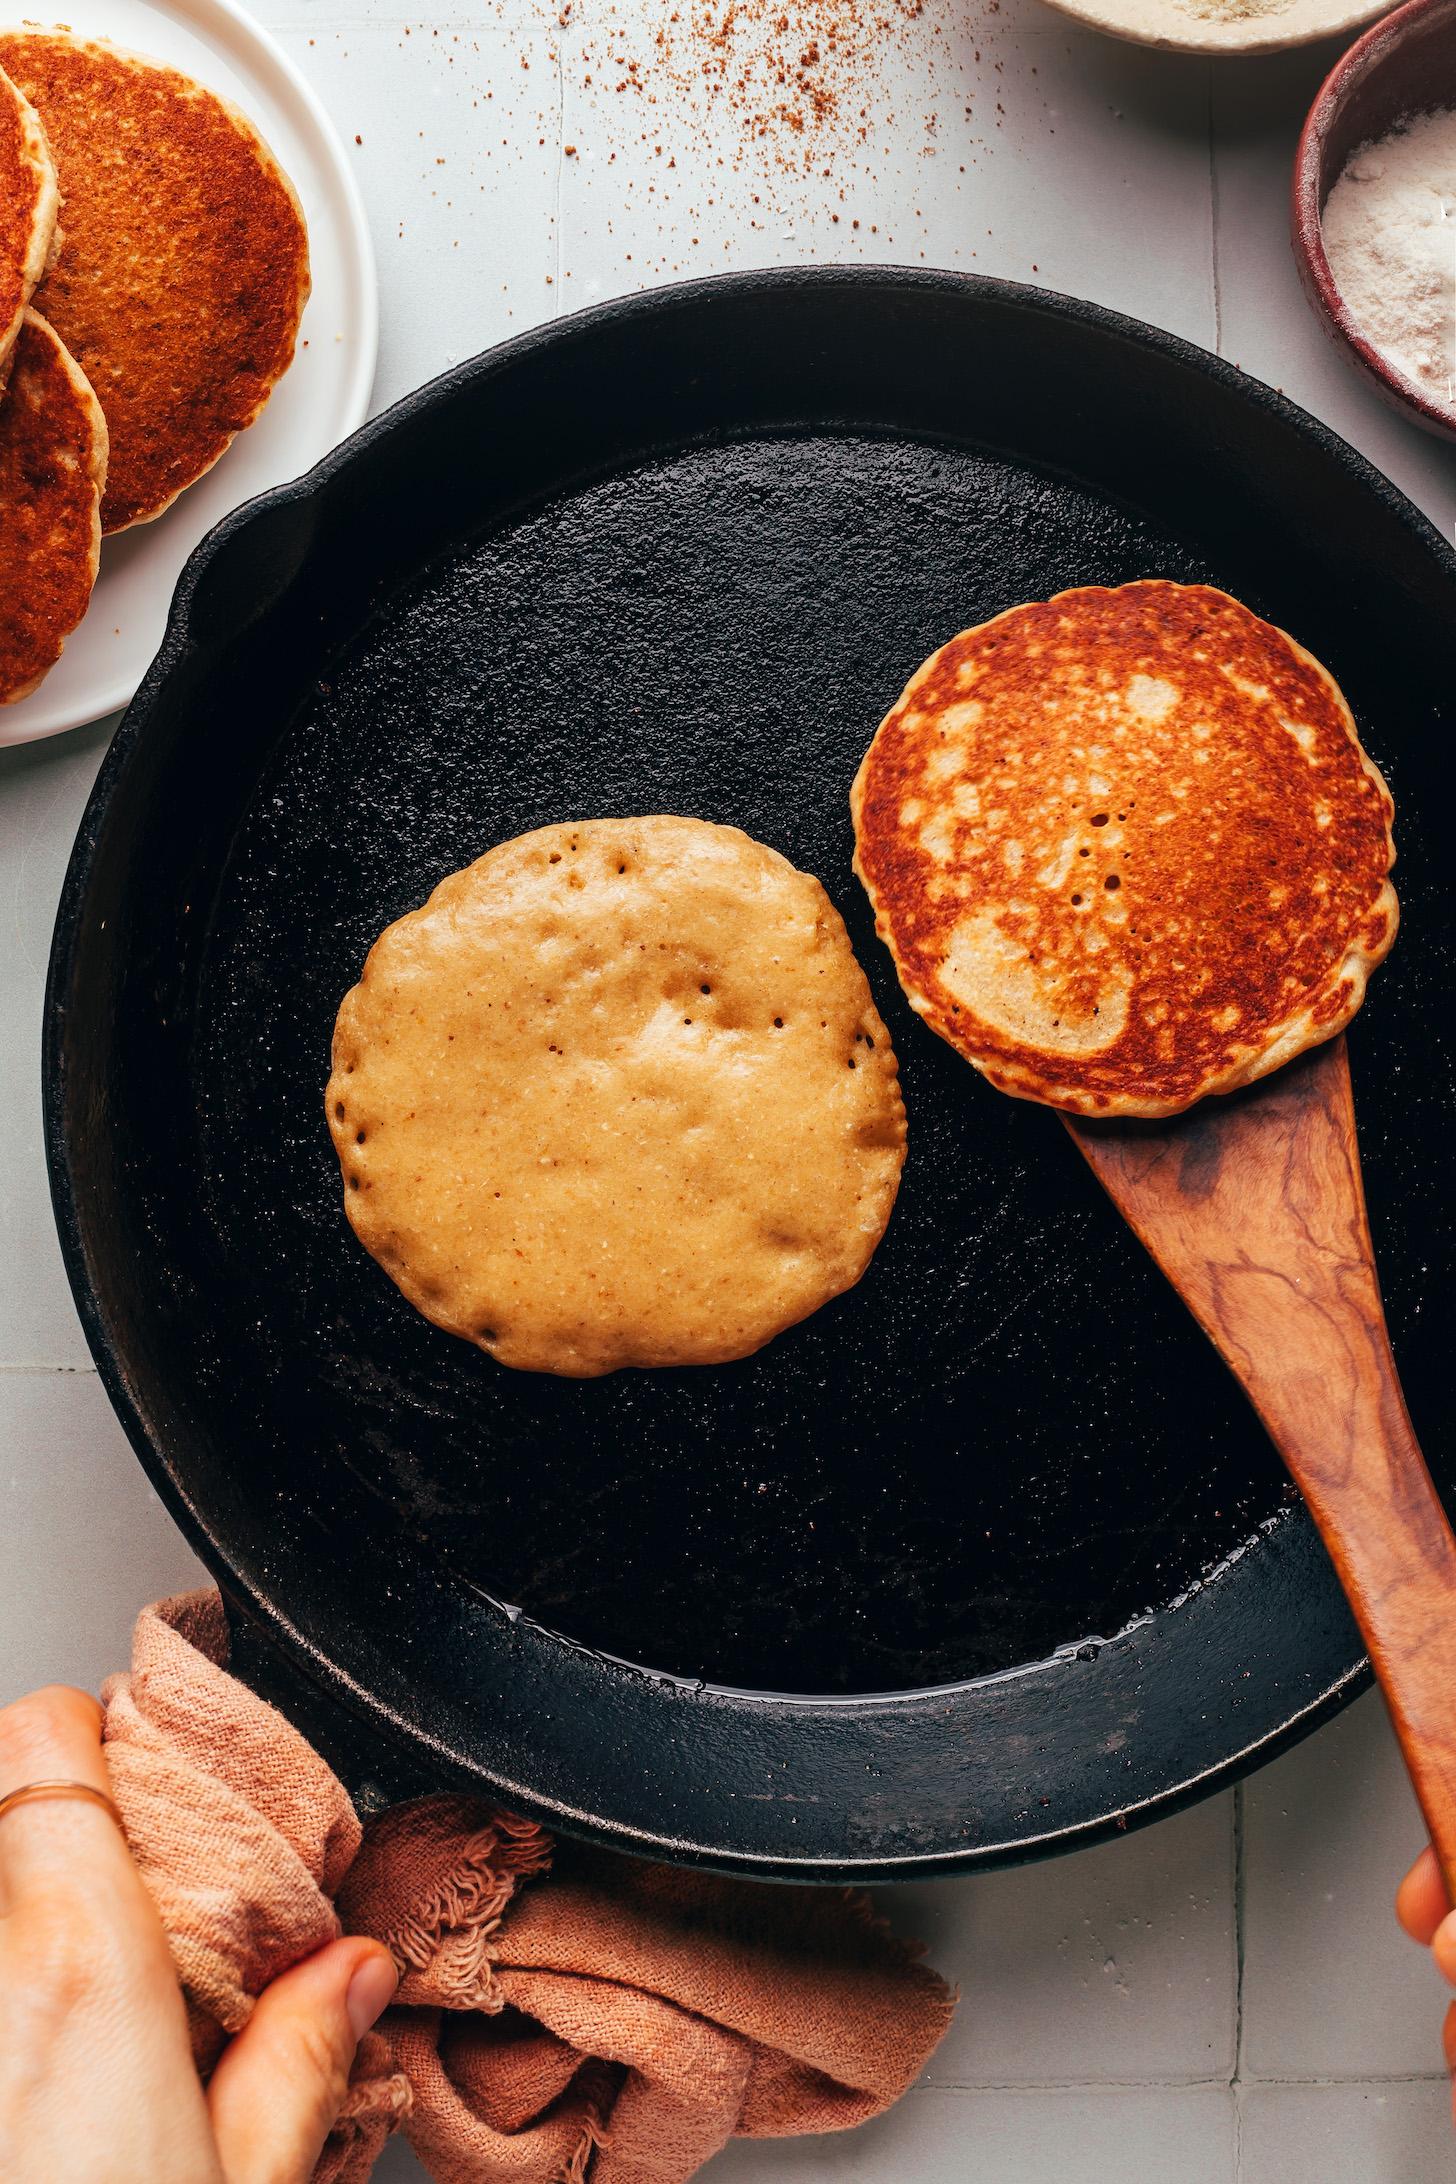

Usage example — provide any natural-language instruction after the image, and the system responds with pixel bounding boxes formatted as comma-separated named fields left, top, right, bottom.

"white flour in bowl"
left=1322, top=107, right=1456, bottom=410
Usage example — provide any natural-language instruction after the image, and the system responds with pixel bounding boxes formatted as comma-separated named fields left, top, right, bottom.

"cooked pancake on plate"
left=328, top=816, right=907, bottom=1377
left=0, top=59, right=57, bottom=388
left=851, top=581, right=1397, bottom=1118
left=0, top=308, right=107, bottom=705
left=0, top=29, right=310, bottom=533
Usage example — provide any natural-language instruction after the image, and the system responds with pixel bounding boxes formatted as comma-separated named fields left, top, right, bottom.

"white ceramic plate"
left=1036, top=0, right=1392, bottom=54
left=1, top=0, right=376, bottom=745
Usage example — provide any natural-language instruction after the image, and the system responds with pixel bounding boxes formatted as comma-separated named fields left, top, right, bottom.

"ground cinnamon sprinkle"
left=576, top=0, right=982, bottom=180
left=688, top=0, right=924, bottom=143
left=370, top=0, right=1030, bottom=301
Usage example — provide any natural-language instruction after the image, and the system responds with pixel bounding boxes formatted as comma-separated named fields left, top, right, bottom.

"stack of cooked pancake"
left=0, top=31, right=309, bottom=705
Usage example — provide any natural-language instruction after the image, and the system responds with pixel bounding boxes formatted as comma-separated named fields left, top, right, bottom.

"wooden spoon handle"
left=1067, top=1039, right=1456, bottom=1898
left=1292, top=1367, right=1456, bottom=1901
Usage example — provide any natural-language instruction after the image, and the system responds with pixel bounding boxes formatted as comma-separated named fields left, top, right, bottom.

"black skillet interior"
left=46, top=269, right=1456, bottom=1875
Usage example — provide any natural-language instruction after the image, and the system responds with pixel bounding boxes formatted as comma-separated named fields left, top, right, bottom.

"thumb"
left=208, top=1936, right=398, bottom=2184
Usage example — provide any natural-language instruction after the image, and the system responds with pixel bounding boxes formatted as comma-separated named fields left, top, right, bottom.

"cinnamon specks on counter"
left=572, top=0, right=956, bottom=175
left=328, top=0, right=1079, bottom=304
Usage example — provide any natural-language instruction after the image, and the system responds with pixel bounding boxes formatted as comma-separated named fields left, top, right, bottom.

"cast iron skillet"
left=44, top=268, right=1456, bottom=1878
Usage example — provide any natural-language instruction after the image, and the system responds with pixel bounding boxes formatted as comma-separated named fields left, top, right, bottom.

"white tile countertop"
left=5, top=0, right=1456, bottom=2176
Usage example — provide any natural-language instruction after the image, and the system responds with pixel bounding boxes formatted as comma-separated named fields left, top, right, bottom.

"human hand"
left=0, top=1683, right=398, bottom=2184
left=1397, top=1842, right=1456, bottom=2109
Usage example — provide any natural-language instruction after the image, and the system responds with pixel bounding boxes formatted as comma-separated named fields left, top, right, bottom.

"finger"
left=0, top=1686, right=143, bottom=1917
left=208, top=1936, right=397, bottom=2184
left=1444, top=1998, right=1456, bottom=2075
left=1396, top=1845, right=1451, bottom=1946
left=1434, top=1910, right=1456, bottom=1988
left=0, top=1689, right=205, bottom=2173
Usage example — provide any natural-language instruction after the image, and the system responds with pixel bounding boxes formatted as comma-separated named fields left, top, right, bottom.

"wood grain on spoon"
left=1065, top=1035, right=1456, bottom=1897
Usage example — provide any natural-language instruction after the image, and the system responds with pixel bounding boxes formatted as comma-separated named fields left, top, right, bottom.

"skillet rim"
left=44, top=262, right=1455, bottom=1876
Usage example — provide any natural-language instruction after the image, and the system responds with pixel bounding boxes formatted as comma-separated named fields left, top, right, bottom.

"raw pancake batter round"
left=328, top=816, right=907, bottom=1377
left=851, top=581, right=1397, bottom=1117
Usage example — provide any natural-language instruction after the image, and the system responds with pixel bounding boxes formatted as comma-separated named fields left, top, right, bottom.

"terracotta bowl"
left=1294, top=0, right=1456, bottom=443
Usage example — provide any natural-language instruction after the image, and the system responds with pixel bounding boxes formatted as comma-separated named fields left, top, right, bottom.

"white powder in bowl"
left=1322, top=106, right=1456, bottom=410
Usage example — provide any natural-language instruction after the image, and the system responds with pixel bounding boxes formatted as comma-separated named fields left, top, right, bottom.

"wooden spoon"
left=1064, top=1034, right=1456, bottom=1893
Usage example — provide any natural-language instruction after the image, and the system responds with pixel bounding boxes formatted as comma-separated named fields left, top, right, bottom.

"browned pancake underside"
left=851, top=582, right=1397, bottom=1117
left=0, top=309, right=107, bottom=703
left=0, top=32, right=310, bottom=533
left=0, top=63, right=56, bottom=382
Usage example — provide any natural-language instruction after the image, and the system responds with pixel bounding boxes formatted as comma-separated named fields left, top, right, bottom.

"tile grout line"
left=1232, top=1778, right=1247, bottom=2179
left=268, top=14, right=554, bottom=34
left=913, top=2072, right=1451, bottom=2094
left=912, top=2070, right=1449, bottom=2087
left=552, top=33, right=566, bottom=309
left=0, top=1362, right=95, bottom=1374
left=1206, top=60, right=1223, bottom=359
left=922, top=2076, right=1235, bottom=2094
left=1241, top=2073, right=1452, bottom=2087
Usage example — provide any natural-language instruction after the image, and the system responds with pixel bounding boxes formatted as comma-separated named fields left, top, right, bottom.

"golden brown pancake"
left=0, top=308, right=107, bottom=705
left=851, top=581, right=1397, bottom=1118
left=328, top=817, right=907, bottom=1377
left=0, top=61, right=58, bottom=386
left=0, top=31, right=309, bottom=533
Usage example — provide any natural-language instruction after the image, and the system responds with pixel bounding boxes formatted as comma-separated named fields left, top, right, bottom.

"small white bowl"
left=1037, top=0, right=1395, bottom=61
left=1293, top=0, right=1456, bottom=439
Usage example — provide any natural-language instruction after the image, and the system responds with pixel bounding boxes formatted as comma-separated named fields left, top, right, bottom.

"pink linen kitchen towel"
left=100, top=1591, right=955, bottom=2182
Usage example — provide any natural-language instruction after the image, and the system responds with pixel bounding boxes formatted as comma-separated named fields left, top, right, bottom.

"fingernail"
left=346, top=1951, right=399, bottom=2040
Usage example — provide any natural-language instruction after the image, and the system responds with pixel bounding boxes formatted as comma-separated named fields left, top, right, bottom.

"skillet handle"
left=220, top=1595, right=434, bottom=1819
